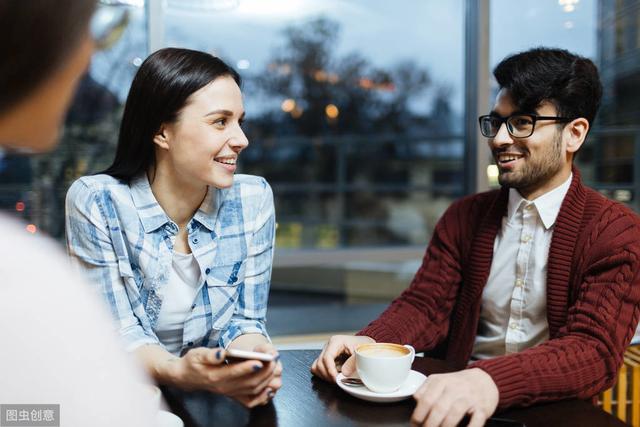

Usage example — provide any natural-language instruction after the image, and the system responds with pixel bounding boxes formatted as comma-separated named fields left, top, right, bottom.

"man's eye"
left=512, top=117, right=532, bottom=126
left=490, top=119, right=502, bottom=128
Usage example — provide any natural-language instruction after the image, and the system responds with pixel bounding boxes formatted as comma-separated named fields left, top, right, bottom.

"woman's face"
left=155, top=75, right=248, bottom=189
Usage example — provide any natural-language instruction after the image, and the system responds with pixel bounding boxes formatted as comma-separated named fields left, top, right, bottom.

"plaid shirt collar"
left=130, top=173, right=221, bottom=233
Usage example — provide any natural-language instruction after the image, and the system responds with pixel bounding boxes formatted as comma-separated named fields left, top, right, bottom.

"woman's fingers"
left=235, top=387, right=274, bottom=408
left=186, top=347, right=226, bottom=366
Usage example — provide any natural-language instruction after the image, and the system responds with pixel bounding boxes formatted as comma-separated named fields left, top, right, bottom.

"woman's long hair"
left=102, top=47, right=241, bottom=181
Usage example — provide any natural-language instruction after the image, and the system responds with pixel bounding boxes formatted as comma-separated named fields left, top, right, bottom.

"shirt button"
left=191, top=304, right=196, bottom=310
left=521, top=234, right=532, bottom=243
left=515, top=278, right=524, bottom=287
left=187, top=341, right=194, bottom=347
left=192, top=238, right=199, bottom=244
left=205, top=268, right=211, bottom=275
left=509, top=322, right=518, bottom=330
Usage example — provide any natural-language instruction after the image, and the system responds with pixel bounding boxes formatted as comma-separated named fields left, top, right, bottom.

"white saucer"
left=156, top=410, right=184, bottom=427
left=336, top=370, right=427, bottom=403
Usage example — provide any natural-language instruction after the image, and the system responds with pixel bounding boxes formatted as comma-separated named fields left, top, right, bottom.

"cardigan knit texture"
left=358, top=168, right=640, bottom=408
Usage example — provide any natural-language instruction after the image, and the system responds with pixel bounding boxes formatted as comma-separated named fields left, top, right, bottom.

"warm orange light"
left=15, top=201, right=25, bottom=212
left=325, top=104, right=339, bottom=119
left=379, top=82, right=396, bottom=92
left=328, top=73, right=339, bottom=84
left=291, top=107, right=303, bottom=119
left=314, top=70, right=327, bottom=82
left=281, top=99, right=296, bottom=113
left=359, top=78, right=374, bottom=89
left=26, top=224, right=37, bottom=234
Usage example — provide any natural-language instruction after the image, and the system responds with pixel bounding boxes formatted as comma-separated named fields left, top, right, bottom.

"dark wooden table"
left=161, top=350, right=626, bottom=427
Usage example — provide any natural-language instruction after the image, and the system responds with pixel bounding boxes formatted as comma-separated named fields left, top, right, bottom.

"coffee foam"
left=357, top=343, right=410, bottom=358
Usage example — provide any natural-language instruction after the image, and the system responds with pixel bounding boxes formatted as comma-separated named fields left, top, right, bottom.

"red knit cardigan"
left=358, top=168, right=640, bottom=408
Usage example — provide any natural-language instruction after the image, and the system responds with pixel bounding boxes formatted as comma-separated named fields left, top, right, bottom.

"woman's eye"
left=213, top=118, right=226, bottom=126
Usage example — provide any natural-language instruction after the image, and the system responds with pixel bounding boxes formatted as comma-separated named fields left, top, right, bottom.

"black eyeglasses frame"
left=478, top=113, right=575, bottom=138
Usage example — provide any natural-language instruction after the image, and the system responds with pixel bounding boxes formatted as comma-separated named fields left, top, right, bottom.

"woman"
left=65, top=48, right=281, bottom=407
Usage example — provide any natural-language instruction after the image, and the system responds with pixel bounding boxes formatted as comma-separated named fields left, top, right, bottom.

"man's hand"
left=410, top=368, right=499, bottom=427
left=310, top=335, right=375, bottom=382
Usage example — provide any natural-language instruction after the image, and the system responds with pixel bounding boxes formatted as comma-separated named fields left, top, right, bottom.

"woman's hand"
left=165, top=347, right=278, bottom=407
left=224, top=342, right=283, bottom=407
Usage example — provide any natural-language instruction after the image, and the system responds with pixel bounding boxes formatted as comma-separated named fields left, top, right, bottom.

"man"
left=0, top=2, right=155, bottom=425
left=312, top=47, right=640, bottom=427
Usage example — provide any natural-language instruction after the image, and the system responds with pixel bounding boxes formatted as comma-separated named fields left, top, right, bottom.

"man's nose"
left=491, top=123, right=513, bottom=147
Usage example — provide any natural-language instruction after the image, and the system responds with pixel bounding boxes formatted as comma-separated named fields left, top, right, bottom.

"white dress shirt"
left=472, top=174, right=573, bottom=359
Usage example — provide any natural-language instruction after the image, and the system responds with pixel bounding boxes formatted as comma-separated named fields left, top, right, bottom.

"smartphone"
left=225, top=348, right=276, bottom=362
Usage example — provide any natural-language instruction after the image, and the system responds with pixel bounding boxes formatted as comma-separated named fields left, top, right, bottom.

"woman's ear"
left=565, top=117, right=589, bottom=155
left=153, top=124, right=170, bottom=150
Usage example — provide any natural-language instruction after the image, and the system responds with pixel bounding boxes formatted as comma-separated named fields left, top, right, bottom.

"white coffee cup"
left=355, top=343, right=415, bottom=393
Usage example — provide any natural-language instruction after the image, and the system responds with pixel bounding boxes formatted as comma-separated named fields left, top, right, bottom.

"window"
left=0, top=2, right=147, bottom=238
left=164, top=0, right=465, bottom=248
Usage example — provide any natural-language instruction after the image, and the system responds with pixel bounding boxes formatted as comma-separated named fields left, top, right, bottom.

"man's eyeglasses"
left=478, top=114, right=574, bottom=139
left=91, top=1, right=133, bottom=50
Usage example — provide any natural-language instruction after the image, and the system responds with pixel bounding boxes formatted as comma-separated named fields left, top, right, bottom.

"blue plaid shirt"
left=65, top=173, right=274, bottom=354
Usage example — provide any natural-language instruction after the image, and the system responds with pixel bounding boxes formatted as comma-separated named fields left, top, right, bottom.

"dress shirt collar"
left=506, top=173, right=573, bottom=230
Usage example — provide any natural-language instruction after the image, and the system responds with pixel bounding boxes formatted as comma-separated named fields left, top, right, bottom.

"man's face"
left=488, top=89, right=571, bottom=199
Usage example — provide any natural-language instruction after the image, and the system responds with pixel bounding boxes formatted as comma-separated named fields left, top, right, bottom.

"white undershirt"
left=156, top=251, right=201, bottom=355
left=472, top=174, right=572, bottom=359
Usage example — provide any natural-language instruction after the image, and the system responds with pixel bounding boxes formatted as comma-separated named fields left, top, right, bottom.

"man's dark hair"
left=493, top=47, right=603, bottom=125
left=102, top=48, right=241, bottom=182
left=0, top=0, right=96, bottom=114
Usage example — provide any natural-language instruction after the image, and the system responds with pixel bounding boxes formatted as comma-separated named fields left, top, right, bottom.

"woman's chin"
left=208, top=176, right=235, bottom=189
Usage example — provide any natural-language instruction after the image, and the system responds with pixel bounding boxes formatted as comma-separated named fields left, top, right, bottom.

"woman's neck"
left=148, top=164, right=207, bottom=229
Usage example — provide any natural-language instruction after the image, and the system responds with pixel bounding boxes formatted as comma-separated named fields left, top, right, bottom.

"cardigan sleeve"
left=471, top=205, right=640, bottom=409
left=357, top=198, right=467, bottom=351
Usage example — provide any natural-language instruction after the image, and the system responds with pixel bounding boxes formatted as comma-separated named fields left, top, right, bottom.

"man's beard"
left=497, top=131, right=564, bottom=192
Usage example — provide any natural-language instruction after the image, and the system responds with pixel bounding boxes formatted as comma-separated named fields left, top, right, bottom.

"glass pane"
left=165, top=0, right=465, bottom=248
left=490, top=0, right=640, bottom=213
left=0, top=4, right=148, bottom=239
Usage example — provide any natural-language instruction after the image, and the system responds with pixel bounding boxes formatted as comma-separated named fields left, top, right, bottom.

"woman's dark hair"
left=0, top=0, right=96, bottom=115
left=493, top=47, right=602, bottom=125
left=103, top=47, right=241, bottom=181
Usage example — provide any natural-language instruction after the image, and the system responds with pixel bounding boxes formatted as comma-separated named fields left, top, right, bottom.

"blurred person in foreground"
left=0, top=1, right=154, bottom=425
left=65, top=48, right=281, bottom=407
left=312, top=47, right=640, bottom=427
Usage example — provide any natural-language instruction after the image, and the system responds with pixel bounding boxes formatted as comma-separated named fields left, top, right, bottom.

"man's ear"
left=565, top=117, right=589, bottom=154
left=153, top=124, right=170, bottom=150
